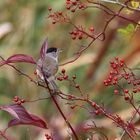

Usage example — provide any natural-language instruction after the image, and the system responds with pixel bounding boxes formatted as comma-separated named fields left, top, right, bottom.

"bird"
left=35, top=47, right=61, bottom=91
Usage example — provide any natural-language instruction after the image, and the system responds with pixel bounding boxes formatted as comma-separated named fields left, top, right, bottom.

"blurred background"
left=0, top=0, right=140, bottom=139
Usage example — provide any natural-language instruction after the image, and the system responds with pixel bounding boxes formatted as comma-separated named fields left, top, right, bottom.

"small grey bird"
left=36, top=47, right=60, bottom=91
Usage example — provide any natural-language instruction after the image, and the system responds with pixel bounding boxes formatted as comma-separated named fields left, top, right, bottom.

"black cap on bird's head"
left=46, top=47, right=57, bottom=53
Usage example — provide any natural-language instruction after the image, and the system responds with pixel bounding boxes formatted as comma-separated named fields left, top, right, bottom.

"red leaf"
left=0, top=54, right=36, bottom=67
left=0, top=104, right=47, bottom=129
left=40, top=39, right=48, bottom=61
left=7, top=54, right=36, bottom=64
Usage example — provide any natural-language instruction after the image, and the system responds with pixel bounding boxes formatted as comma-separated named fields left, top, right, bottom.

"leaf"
left=126, top=24, right=135, bottom=32
left=131, top=1, right=139, bottom=8
left=40, top=39, right=48, bottom=61
left=117, top=28, right=129, bottom=35
left=0, top=54, right=36, bottom=67
left=117, top=24, right=135, bottom=36
left=0, top=104, right=47, bottom=129
left=7, top=54, right=36, bottom=64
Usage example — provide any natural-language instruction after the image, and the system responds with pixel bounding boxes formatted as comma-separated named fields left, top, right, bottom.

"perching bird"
left=36, top=47, right=60, bottom=91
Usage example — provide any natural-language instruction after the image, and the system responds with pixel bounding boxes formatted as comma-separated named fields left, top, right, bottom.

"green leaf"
left=117, top=24, right=135, bottom=36
left=126, top=24, right=135, bottom=32
left=117, top=28, right=129, bottom=35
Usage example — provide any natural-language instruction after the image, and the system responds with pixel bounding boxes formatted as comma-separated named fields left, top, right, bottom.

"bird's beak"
left=58, top=48, right=63, bottom=53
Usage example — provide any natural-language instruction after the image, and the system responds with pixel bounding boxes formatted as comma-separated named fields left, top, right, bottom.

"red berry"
left=81, top=4, right=86, bottom=8
left=112, top=64, right=117, bottom=69
left=124, top=96, right=129, bottom=101
left=114, top=77, right=118, bottom=81
left=107, top=79, right=111, bottom=82
left=133, top=82, right=137, bottom=86
left=68, top=95, right=74, bottom=99
left=14, top=96, right=19, bottom=100
left=48, top=7, right=52, bottom=11
left=70, top=105, right=76, bottom=109
left=113, top=81, right=117, bottom=85
left=78, top=35, right=83, bottom=40
left=79, top=5, right=83, bottom=9
left=66, top=1, right=71, bottom=4
left=110, top=61, right=114, bottom=64
left=61, top=68, right=66, bottom=74
left=52, top=21, right=56, bottom=24
left=63, top=75, right=68, bottom=80
left=125, top=76, right=129, bottom=80
left=103, top=80, right=107, bottom=84
left=71, top=9, right=75, bottom=12
left=95, top=110, right=100, bottom=115
left=125, top=73, right=129, bottom=76
left=73, top=31, right=77, bottom=35
left=110, top=71, right=114, bottom=75
left=72, top=75, right=76, bottom=79
left=104, top=82, right=109, bottom=86
left=120, top=59, right=125, bottom=63
left=138, top=80, right=140, bottom=85
left=115, top=62, right=119, bottom=65
left=127, top=80, right=131, bottom=84
left=72, top=1, right=77, bottom=5
left=91, top=102, right=96, bottom=108
left=124, top=89, right=129, bottom=94
left=17, top=101, right=21, bottom=105
left=66, top=6, right=71, bottom=10
left=109, top=75, right=112, bottom=79
left=58, top=11, right=62, bottom=15
left=115, top=57, right=119, bottom=60
left=133, top=88, right=137, bottom=93
left=89, top=26, right=94, bottom=32
left=13, top=98, right=18, bottom=102
left=75, top=84, right=80, bottom=88
left=114, top=89, right=119, bottom=94
left=114, top=70, right=118, bottom=74
left=120, top=63, right=124, bottom=67
left=34, top=70, right=37, bottom=75
left=57, top=77, right=63, bottom=81
left=21, top=99, right=25, bottom=103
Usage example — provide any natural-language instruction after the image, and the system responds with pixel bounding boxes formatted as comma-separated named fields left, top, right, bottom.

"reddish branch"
left=41, top=70, right=79, bottom=140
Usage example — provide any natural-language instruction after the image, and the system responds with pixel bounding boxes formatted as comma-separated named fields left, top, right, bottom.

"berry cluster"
left=48, top=8, right=66, bottom=25
left=57, top=68, right=69, bottom=81
left=45, top=133, right=53, bottom=140
left=13, top=96, right=25, bottom=105
left=65, top=0, right=86, bottom=12
left=48, top=5, right=95, bottom=41
left=57, top=68, right=80, bottom=89
left=104, top=57, right=140, bottom=101
left=90, top=101, right=102, bottom=115
left=69, top=29, right=84, bottom=40
left=69, top=26, right=94, bottom=40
